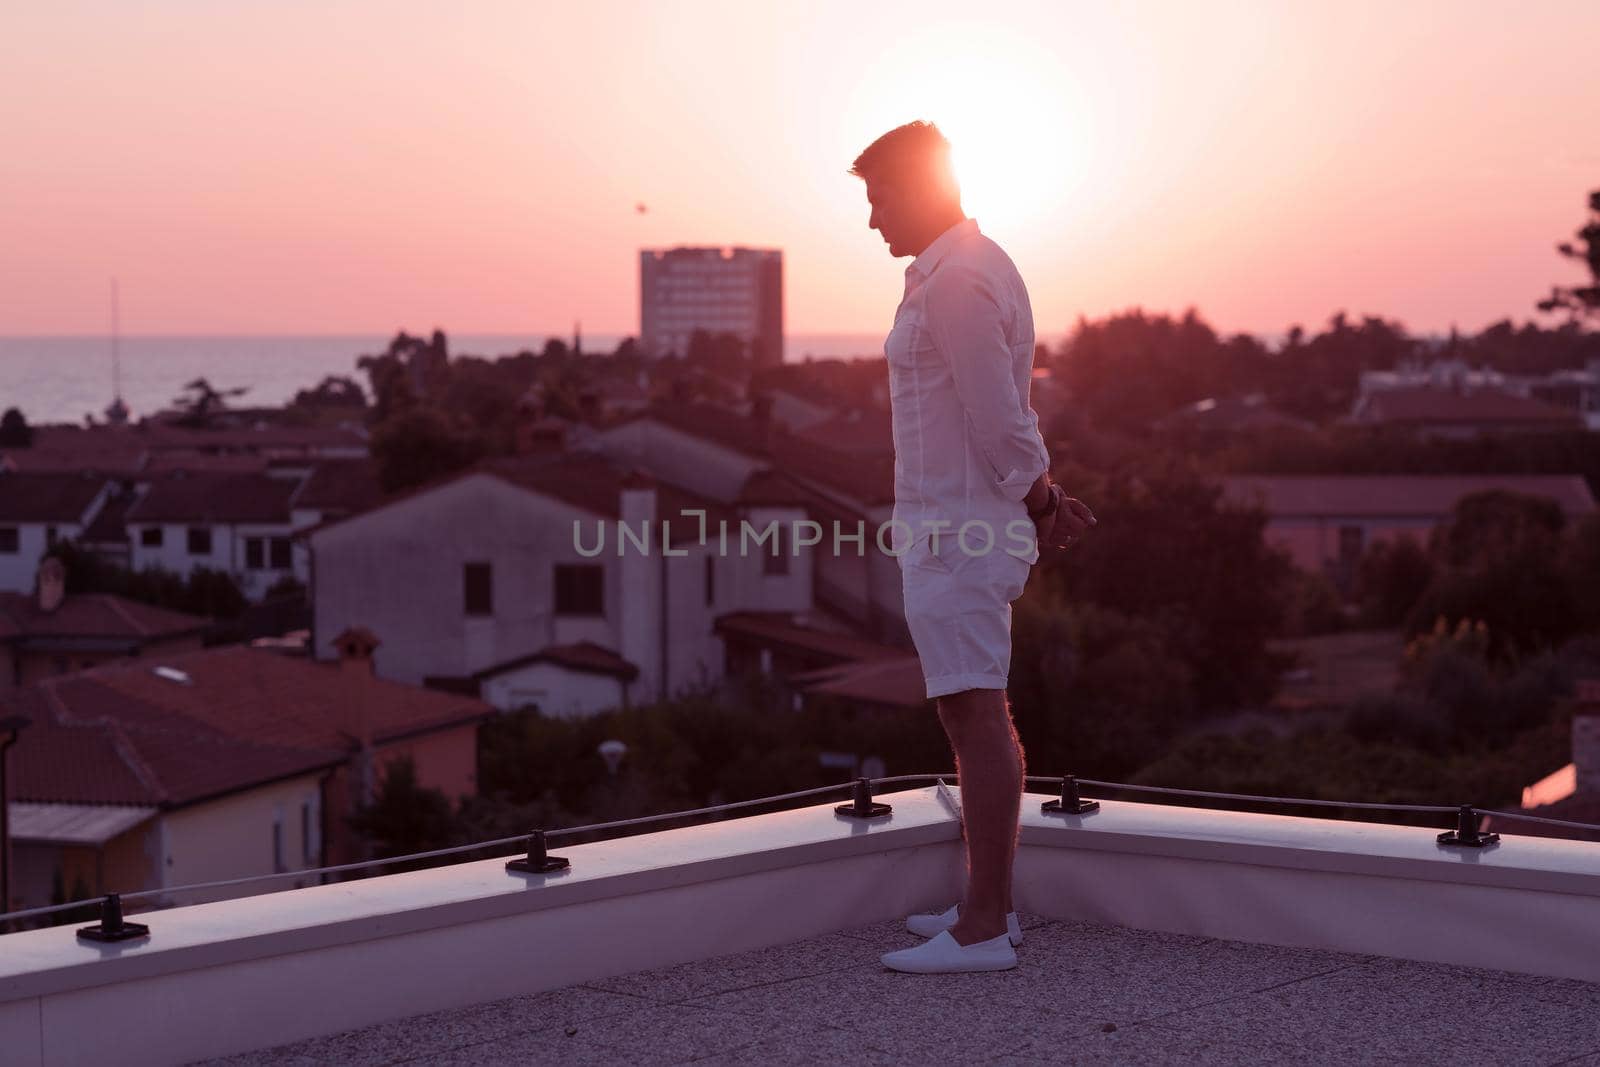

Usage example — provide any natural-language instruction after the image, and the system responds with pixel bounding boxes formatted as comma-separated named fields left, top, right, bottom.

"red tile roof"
left=290, top=458, right=384, bottom=513
left=714, top=611, right=909, bottom=666
left=0, top=426, right=147, bottom=477
left=1220, top=474, right=1598, bottom=519
left=78, top=486, right=134, bottom=545
left=305, top=452, right=733, bottom=539
left=137, top=421, right=369, bottom=453
left=139, top=451, right=273, bottom=474
left=473, top=641, right=640, bottom=682
left=613, top=403, right=896, bottom=506
left=3, top=645, right=493, bottom=808
left=0, top=592, right=207, bottom=641
left=795, top=410, right=894, bottom=456
left=0, top=471, right=109, bottom=522
left=126, top=470, right=299, bottom=524
left=4, top=680, right=345, bottom=807
left=1358, top=387, right=1582, bottom=426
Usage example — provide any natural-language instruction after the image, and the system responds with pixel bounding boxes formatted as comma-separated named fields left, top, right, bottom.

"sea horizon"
left=0, top=332, right=913, bottom=425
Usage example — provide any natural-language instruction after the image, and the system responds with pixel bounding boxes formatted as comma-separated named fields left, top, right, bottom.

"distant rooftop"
left=1221, top=473, right=1598, bottom=519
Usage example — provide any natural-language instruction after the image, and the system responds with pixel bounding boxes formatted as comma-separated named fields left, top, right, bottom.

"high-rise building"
left=639, top=246, right=783, bottom=366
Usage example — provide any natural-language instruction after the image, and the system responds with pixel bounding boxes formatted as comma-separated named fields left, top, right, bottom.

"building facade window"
left=463, top=561, right=493, bottom=616
left=141, top=526, right=163, bottom=547
left=763, top=524, right=789, bottom=575
left=245, top=536, right=265, bottom=569
left=270, top=536, right=292, bottom=569
left=45, top=526, right=57, bottom=547
left=554, top=563, right=604, bottom=615
left=0, top=527, right=17, bottom=554
left=187, top=526, right=212, bottom=555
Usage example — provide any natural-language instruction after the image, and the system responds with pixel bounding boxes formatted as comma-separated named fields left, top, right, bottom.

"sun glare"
left=846, top=24, right=1089, bottom=235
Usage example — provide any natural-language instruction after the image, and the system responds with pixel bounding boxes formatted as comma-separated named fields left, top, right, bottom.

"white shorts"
left=899, top=532, right=1032, bottom=700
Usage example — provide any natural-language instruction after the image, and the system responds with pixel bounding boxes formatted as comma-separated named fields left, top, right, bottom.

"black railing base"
left=1042, top=774, right=1100, bottom=816
left=835, top=777, right=891, bottom=819
left=506, top=830, right=571, bottom=874
left=76, top=893, right=150, bottom=943
left=1437, top=805, right=1499, bottom=849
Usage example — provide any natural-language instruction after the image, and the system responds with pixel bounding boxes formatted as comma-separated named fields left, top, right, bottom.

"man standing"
left=850, top=121, right=1096, bottom=974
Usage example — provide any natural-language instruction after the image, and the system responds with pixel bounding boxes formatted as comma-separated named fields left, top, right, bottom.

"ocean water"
left=0, top=333, right=889, bottom=425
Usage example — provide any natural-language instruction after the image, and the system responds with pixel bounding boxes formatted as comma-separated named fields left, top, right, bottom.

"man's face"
left=865, top=175, right=915, bottom=258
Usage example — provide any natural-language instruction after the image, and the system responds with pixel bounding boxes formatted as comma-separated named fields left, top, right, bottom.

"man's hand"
left=1037, top=484, right=1096, bottom=550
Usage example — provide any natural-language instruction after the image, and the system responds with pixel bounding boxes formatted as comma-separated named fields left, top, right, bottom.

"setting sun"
left=844, top=21, right=1090, bottom=236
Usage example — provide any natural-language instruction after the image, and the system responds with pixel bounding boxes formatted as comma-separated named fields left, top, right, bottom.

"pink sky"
left=4, top=0, right=1598, bottom=340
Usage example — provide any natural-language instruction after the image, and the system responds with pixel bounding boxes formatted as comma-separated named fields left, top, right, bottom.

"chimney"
left=36, top=556, right=66, bottom=614
left=1574, top=679, right=1600, bottom=797
left=751, top=393, right=776, bottom=454
left=617, top=470, right=661, bottom=702
left=331, top=627, right=381, bottom=748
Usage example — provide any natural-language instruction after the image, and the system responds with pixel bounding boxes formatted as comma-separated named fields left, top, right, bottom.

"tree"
left=0, top=408, right=31, bottom=447
left=1041, top=452, right=1295, bottom=710
left=346, top=756, right=459, bottom=873
left=370, top=407, right=485, bottom=493
left=292, top=375, right=366, bottom=409
left=1537, top=188, right=1600, bottom=323
left=171, top=378, right=249, bottom=427
left=1356, top=535, right=1434, bottom=627
left=1404, top=491, right=1581, bottom=659
left=46, top=537, right=244, bottom=620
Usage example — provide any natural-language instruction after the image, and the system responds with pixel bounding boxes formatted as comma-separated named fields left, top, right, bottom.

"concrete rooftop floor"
left=193, top=913, right=1600, bottom=1066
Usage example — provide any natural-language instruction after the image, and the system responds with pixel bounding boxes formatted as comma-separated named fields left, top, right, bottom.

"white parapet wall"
left=2, top=786, right=1599, bottom=1066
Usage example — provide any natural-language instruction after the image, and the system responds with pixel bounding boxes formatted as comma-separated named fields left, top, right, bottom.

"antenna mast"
left=104, top=277, right=130, bottom=425
left=111, top=277, right=121, bottom=399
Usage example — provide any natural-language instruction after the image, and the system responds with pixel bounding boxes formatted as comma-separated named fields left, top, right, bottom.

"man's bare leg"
left=936, top=686, right=1024, bottom=946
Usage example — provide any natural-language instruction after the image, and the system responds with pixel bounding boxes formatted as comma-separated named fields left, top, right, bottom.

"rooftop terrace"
left=195, top=913, right=1600, bottom=1065
left=4, top=782, right=1600, bottom=1065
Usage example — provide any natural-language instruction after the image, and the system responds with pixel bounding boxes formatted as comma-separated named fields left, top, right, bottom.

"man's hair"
left=848, top=120, right=959, bottom=200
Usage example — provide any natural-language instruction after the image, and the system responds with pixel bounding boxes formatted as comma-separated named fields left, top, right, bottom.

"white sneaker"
left=905, top=904, right=1023, bottom=946
left=881, top=929, right=1018, bottom=973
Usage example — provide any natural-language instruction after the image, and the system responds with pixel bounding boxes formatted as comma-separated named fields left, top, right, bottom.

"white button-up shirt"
left=884, top=217, right=1050, bottom=566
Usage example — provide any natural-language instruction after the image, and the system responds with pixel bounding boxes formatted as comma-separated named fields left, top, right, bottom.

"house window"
left=45, top=526, right=57, bottom=547
left=270, top=536, right=292, bottom=569
left=554, top=563, right=604, bottom=615
left=245, top=536, right=265, bottom=569
left=272, top=809, right=285, bottom=873
left=0, top=527, right=16, bottom=554
left=763, top=524, right=789, bottom=576
left=140, top=526, right=163, bottom=547
left=705, top=555, right=716, bottom=605
left=463, top=561, right=493, bottom=616
left=187, top=526, right=212, bottom=555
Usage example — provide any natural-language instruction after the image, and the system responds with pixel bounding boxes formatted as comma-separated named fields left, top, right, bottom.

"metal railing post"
left=76, top=893, right=150, bottom=943
left=1437, top=804, right=1499, bottom=848
left=834, top=776, right=891, bottom=819
left=506, top=830, right=570, bottom=874
left=1041, top=773, right=1099, bottom=816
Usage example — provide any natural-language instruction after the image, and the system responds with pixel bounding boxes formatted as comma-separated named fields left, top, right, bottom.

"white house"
left=590, top=401, right=906, bottom=643
left=306, top=452, right=817, bottom=716
left=0, top=471, right=114, bottom=593
left=125, top=470, right=303, bottom=600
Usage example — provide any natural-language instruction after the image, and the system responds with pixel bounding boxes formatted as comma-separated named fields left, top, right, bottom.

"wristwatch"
left=1027, top=484, right=1059, bottom=521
